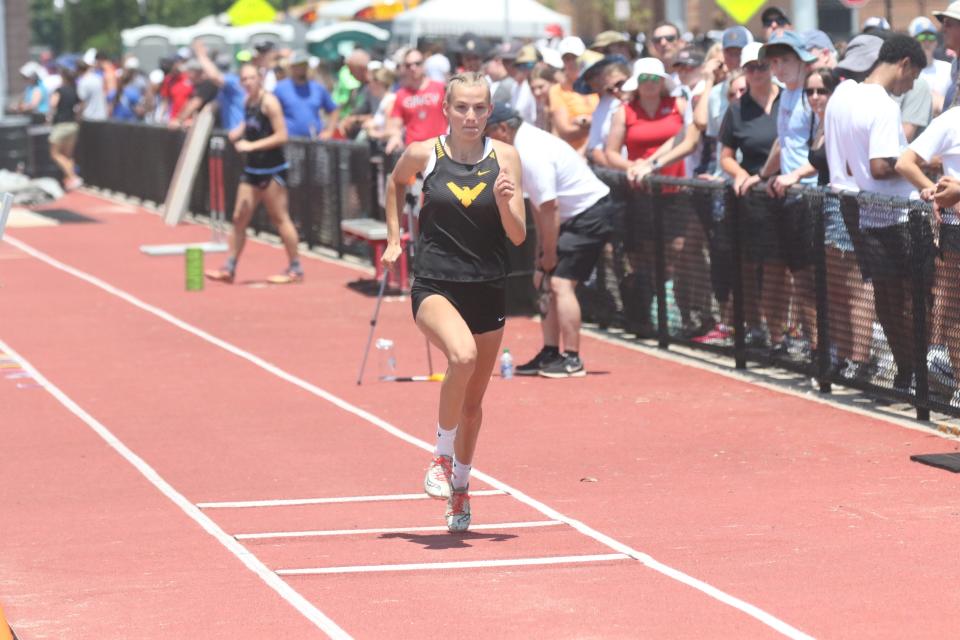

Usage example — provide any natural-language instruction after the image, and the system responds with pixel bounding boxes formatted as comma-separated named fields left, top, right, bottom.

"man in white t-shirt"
left=485, top=104, right=613, bottom=378
left=897, top=104, right=960, bottom=404
left=825, top=34, right=928, bottom=391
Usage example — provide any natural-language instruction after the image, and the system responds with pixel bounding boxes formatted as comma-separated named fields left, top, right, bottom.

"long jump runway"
left=2, top=191, right=959, bottom=639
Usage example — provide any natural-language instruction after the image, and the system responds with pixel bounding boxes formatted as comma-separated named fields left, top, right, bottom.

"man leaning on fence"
left=485, top=103, right=614, bottom=378
left=825, top=34, right=930, bottom=393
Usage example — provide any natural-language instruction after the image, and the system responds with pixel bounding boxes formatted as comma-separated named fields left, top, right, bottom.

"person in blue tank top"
left=382, top=72, right=526, bottom=533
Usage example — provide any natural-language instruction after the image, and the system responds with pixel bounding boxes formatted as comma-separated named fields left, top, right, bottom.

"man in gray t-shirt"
left=892, top=78, right=932, bottom=141
left=76, top=61, right=108, bottom=121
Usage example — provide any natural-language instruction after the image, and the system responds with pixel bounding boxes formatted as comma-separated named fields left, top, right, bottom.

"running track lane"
left=2, top=209, right=796, bottom=638
left=3, top=193, right=960, bottom=637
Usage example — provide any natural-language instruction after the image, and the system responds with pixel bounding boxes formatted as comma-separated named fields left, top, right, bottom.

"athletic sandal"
left=445, top=486, right=471, bottom=533
left=424, top=455, right=453, bottom=499
left=205, top=267, right=235, bottom=283
left=266, top=268, right=304, bottom=284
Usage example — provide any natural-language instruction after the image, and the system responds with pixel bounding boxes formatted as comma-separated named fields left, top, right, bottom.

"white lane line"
left=277, top=554, right=631, bottom=576
left=6, top=234, right=814, bottom=640
left=199, top=489, right=505, bottom=509
left=236, top=520, right=563, bottom=540
left=0, top=340, right=351, bottom=640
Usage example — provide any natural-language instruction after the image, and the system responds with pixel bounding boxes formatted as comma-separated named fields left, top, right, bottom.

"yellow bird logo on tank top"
left=446, top=181, right=488, bottom=208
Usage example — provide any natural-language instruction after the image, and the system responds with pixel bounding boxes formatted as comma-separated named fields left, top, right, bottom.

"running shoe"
left=266, top=267, right=304, bottom=284
left=692, top=324, right=733, bottom=345
left=205, top=267, right=235, bottom=283
left=515, top=347, right=562, bottom=376
left=538, top=353, right=586, bottom=378
left=424, top=454, right=453, bottom=499
left=445, top=485, right=471, bottom=532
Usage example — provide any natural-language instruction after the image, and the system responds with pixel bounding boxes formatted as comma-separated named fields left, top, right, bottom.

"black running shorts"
left=411, top=277, right=506, bottom=335
left=240, top=168, right=287, bottom=190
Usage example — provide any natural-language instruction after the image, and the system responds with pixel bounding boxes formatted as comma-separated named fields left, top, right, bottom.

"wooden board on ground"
left=162, top=106, right=214, bottom=227
left=0, top=192, right=14, bottom=241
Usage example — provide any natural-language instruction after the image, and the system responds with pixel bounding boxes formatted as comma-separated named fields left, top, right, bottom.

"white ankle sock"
left=434, top=424, right=457, bottom=458
left=452, top=457, right=472, bottom=490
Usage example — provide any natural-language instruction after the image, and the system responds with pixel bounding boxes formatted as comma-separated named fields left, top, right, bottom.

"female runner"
left=381, top=72, right=526, bottom=532
left=206, top=62, right=303, bottom=284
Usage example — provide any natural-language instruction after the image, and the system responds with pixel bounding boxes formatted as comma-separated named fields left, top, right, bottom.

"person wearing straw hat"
left=381, top=73, right=525, bottom=533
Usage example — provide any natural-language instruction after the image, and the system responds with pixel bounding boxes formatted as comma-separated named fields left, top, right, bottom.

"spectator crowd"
left=16, top=3, right=960, bottom=402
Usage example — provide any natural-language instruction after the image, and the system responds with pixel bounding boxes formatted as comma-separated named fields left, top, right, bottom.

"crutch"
left=0, top=193, right=12, bottom=242
left=356, top=270, right=391, bottom=385
left=404, top=177, right=436, bottom=376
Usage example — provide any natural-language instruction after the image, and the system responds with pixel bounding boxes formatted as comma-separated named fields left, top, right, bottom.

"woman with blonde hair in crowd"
left=530, top=64, right=560, bottom=131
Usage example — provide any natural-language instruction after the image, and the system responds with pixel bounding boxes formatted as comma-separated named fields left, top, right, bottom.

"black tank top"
left=414, top=136, right=507, bottom=282
left=243, top=96, right=286, bottom=171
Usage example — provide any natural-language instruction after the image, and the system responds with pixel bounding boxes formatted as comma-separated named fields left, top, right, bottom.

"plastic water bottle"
left=500, top=348, right=514, bottom=379
left=376, top=338, right=397, bottom=380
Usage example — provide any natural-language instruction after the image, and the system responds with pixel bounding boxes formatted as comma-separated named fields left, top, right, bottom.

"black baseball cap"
left=486, top=102, right=519, bottom=127
left=761, top=7, right=790, bottom=25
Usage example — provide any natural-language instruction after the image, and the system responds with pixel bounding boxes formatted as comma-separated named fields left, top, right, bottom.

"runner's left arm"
left=492, top=142, right=526, bottom=246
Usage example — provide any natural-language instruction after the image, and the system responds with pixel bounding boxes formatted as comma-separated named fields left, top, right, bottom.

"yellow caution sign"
left=716, top=0, right=767, bottom=24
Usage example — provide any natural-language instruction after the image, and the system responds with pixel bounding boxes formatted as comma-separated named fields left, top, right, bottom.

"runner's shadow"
left=379, top=531, right=517, bottom=550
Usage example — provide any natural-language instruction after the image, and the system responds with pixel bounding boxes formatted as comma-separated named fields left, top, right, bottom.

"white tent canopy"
left=391, top=0, right=571, bottom=40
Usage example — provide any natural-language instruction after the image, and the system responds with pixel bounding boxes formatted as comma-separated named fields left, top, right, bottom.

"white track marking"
left=0, top=340, right=351, bottom=640
left=198, top=490, right=505, bottom=509
left=236, top=520, right=563, bottom=540
left=5, top=235, right=814, bottom=640
left=276, top=554, right=631, bottom=575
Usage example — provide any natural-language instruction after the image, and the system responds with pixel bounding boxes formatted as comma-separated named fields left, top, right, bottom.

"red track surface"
left=2, top=191, right=959, bottom=638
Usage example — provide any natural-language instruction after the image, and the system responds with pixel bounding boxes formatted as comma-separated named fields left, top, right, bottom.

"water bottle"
left=500, top=348, right=514, bottom=379
left=376, top=338, right=397, bottom=380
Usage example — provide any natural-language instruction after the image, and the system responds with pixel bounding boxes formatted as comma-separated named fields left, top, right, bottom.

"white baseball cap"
left=621, top=57, right=676, bottom=93
left=740, top=42, right=764, bottom=66
left=558, top=36, right=586, bottom=58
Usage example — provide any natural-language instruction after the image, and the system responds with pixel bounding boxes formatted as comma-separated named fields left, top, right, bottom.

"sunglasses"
left=916, top=33, right=937, bottom=42
left=762, top=18, right=784, bottom=27
left=605, top=79, right=626, bottom=93
left=653, top=34, right=678, bottom=44
left=636, top=74, right=662, bottom=84
left=804, top=87, right=831, bottom=97
left=743, top=62, right=769, bottom=72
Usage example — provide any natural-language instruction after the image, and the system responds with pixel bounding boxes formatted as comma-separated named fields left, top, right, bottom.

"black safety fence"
left=582, top=173, right=945, bottom=421
left=69, top=120, right=952, bottom=420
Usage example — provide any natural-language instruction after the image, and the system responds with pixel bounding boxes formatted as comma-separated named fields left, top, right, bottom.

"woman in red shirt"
left=605, top=57, right=686, bottom=180
left=604, top=58, right=687, bottom=337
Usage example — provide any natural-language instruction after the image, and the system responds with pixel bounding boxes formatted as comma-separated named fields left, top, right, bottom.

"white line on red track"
left=0, top=340, right=352, bottom=640
left=198, top=489, right=505, bottom=509
left=235, top=520, right=563, bottom=540
left=5, top=234, right=814, bottom=640
left=276, top=554, right=631, bottom=575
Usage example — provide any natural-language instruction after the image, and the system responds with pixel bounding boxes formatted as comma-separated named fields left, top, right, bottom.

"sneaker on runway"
left=692, top=324, right=732, bottom=345
left=515, top=347, right=562, bottom=376
left=205, top=267, right=235, bottom=283
left=266, top=267, right=304, bottom=284
left=424, top=455, right=452, bottom=499
left=446, top=486, right=471, bottom=532
left=538, top=353, right=586, bottom=378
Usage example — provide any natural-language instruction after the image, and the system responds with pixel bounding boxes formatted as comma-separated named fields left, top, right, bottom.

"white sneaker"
left=423, top=455, right=452, bottom=499
left=445, top=486, right=471, bottom=533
